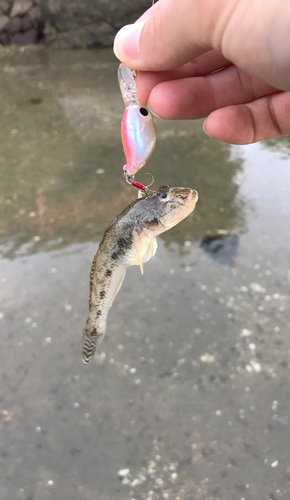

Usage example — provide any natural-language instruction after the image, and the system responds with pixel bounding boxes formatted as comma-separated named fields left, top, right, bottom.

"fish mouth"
left=169, top=187, right=198, bottom=205
left=161, top=188, right=198, bottom=229
left=187, top=189, right=198, bottom=210
left=180, top=188, right=198, bottom=220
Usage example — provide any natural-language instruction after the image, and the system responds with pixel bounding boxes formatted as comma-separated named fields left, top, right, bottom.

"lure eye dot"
left=139, top=107, right=149, bottom=117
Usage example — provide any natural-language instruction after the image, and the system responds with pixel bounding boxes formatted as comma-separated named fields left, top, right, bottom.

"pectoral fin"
left=133, top=242, right=145, bottom=275
left=110, top=268, right=126, bottom=307
left=132, top=231, right=150, bottom=275
left=132, top=232, right=158, bottom=274
left=144, top=239, right=158, bottom=263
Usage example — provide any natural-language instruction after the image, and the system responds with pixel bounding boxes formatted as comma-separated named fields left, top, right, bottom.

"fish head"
left=156, top=186, right=198, bottom=229
left=141, top=186, right=198, bottom=233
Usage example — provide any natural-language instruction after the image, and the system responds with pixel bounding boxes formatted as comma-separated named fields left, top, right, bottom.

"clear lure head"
left=118, top=63, right=139, bottom=106
left=118, top=63, right=156, bottom=177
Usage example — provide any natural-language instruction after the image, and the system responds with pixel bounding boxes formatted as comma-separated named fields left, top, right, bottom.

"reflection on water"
left=0, top=48, right=246, bottom=259
left=263, top=135, right=290, bottom=156
left=200, top=232, right=239, bottom=266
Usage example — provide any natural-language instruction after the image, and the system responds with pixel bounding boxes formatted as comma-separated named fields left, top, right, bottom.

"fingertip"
left=203, top=112, right=227, bottom=141
left=204, top=108, right=254, bottom=144
left=202, top=120, right=214, bottom=138
left=148, top=82, right=187, bottom=119
left=147, top=99, right=161, bottom=119
left=113, top=21, right=147, bottom=63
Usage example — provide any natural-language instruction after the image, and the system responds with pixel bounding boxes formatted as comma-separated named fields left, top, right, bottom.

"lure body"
left=82, top=186, right=198, bottom=364
left=118, top=64, right=156, bottom=177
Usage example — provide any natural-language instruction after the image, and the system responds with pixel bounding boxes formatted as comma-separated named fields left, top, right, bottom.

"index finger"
left=136, top=51, right=231, bottom=105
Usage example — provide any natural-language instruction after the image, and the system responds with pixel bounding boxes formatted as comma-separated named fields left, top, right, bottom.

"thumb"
left=113, top=0, right=215, bottom=71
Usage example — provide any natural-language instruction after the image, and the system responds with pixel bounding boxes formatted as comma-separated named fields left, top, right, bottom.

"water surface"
left=0, top=47, right=290, bottom=500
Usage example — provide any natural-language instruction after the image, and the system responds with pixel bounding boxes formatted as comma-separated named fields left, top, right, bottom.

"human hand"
left=113, top=0, right=290, bottom=144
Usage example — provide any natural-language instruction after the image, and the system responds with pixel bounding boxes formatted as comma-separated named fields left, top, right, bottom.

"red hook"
left=124, top=169, right=147, bottom=193
left=131, top=180, right=147, bottom=191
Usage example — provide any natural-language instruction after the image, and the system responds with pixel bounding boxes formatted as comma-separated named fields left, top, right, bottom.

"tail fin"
left=82, top=324, right=98, bottom=364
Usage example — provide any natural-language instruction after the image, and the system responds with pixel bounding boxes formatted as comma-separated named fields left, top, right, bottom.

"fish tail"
left=82, top=323, right=99, bottom=364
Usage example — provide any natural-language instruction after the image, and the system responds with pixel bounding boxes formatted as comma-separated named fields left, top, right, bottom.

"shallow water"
left=0, top=47, right=290, bottom=500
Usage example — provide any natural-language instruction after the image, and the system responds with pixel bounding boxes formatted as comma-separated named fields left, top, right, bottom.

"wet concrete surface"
left=0, top=47, right=290, bottom=500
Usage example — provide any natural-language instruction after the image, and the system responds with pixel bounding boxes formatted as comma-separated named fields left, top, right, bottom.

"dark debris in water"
left=200, top=231, right=239, bottom=265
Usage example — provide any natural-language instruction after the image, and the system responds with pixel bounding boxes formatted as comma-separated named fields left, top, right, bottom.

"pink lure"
left=118, top=64, right=156, bottom=177
left=121, top=105, right=156, bottom=176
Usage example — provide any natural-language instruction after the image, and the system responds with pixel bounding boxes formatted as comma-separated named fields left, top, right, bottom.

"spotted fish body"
left=82, top=186, right=198, bottom=364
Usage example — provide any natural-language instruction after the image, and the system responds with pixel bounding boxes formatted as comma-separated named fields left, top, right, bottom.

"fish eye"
left=160, top=192, right=168, bottom=199
left=139, top=107, right=149, bottom=117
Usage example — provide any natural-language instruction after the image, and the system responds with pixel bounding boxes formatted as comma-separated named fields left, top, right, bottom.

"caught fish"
left=82, top=185, right=198, bottom=364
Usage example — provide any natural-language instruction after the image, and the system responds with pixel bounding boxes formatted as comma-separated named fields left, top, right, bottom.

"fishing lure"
left=118, top=63, right=156, bottom=192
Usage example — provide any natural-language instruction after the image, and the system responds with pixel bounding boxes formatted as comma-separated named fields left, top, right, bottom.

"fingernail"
left=202, top=120, right=213, bottom=137
left=113, top=20, right=147, bottom=61
left=148, top=99, right=161, bottom=119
